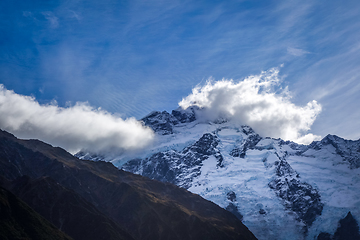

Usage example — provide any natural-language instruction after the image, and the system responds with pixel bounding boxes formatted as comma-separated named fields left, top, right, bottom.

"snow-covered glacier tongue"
left=76, top=108, right=360, bottom=240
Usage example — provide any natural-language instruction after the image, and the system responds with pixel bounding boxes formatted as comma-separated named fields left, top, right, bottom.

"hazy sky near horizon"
left=1, top=0, right=360, bottom=147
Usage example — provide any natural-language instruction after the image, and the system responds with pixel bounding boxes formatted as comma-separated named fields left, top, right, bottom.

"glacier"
left=76, top=108, right=360, bottom=240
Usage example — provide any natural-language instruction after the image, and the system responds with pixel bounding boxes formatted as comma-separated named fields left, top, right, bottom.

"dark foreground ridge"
left=0, top=129, right=257, bottom=240
left=0, top=186, right=72, bottom=240
left=4, top=175, right=133, bottom=240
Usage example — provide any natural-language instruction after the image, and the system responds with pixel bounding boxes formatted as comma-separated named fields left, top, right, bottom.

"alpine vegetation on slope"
left=77, top=106, right=360, bottom=240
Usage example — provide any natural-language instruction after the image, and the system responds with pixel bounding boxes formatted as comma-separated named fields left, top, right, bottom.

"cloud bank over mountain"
left=179, top=68, right=322, bottom=144
left=0, top=85, right=154, bottom=153
left=0, top=67, right=322, bottom=153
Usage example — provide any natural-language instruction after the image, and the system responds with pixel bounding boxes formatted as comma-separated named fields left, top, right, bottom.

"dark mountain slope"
left=0, top=129, right=257, bottom=240
left=6, top=175, right=134, bottom=240
left=0, top=186, right=72, bottom=240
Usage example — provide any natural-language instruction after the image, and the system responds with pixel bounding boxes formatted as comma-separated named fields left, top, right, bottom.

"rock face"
left=124, top=133, right=223, bottom=188
left=333, top=212, right=360, bottom=240
left=0, top=129, right=257, bottom=240
left=0, top=186, right=72, bottom=240
left=76, top=108, right=360, bottom=240
left=141, top=107, right=197, bottom=135
left=225, top=191, right=244, bottom=221
left=310, top=134, right=360, bottom=169
left=317, top=212, right=360, bottom=240
left=268, top=158, right=323, bottom=229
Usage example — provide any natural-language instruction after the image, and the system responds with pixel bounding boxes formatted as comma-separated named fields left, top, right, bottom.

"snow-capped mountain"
left=76, top=107, right=360, bottom=240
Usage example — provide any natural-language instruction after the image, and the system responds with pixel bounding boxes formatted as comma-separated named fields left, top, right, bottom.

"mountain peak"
left=75, top=107, right=360, bottom=240
left=141, top=106, right=198, bottom=135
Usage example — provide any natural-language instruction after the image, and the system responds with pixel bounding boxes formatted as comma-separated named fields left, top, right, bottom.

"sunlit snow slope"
left=77, top=108, right=360, bottom=240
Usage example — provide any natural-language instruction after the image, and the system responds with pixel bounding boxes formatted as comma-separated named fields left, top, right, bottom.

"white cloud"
left=0, top=85, right=154, bottom=153
left=179, top=68, right=322, bottom=144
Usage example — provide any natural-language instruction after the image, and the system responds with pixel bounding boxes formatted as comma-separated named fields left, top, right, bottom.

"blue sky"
left=1, top=0, right=360, bottom=145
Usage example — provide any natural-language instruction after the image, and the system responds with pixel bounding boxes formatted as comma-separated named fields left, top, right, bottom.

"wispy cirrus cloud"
left=1, top=0, right=360, bottom=141
left=287, top=47, right=311, bottom=56
left=42, top=11, right=59, bottom=28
